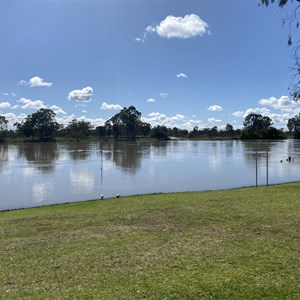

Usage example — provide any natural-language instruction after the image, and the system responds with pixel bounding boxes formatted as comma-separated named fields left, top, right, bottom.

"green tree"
left=0, top=115, right=8, bottom=141
left=14, top=109, right=59, bottom=141
left=287, top=113, right=300, bottom=138
left=105, top=106, right=150, bottom=139
left=65, top=119, right=93, bottom=142
left=241, top=113, right=285, bottom=139
left=151, top=125, right=170, bottom=140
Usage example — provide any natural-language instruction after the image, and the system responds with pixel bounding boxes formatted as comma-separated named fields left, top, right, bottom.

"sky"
left=1, top=0, right=299, bottom=131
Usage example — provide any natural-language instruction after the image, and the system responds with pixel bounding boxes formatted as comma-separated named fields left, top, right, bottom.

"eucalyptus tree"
left=287, top=113, right=300, bottom=138
left=14, top=108, right=59, bottom=141
left=65, top=118, right=93, bottom=142
left=0, top=115, right=8, bottom=141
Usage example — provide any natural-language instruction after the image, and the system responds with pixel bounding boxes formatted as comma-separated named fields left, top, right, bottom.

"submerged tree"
left=105, top=106, right=150, bottom=139
left=0, top=115, right=8, bottom=141
left=14, top=108, right=59, bottom=141
left=241, top=113, right=285, bottom=139
left=65, top=119, right=93, bottom=142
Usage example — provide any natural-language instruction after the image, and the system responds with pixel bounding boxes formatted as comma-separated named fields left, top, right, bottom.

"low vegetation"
left=1, top=182, right=300, bottom=299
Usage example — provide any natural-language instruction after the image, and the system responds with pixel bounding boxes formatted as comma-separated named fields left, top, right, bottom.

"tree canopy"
left=104, top=106, right=151, bottom=139
left=241, top=113, right=285, bottom=139
left=65, top=119, right=93, bottom=142
left=287, top=113, right=300, bottom=138
left=0, top=115, right=8, bottom=141
left=14, top=108, right=59, bottom=141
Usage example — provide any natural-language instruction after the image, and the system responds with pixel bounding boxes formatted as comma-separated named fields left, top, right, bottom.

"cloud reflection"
left=70, top=170, right=95, bottom=194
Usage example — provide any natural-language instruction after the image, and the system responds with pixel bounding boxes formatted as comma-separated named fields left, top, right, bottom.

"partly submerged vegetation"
left=1, top=182, right=300, bottom=299
left=1, top=107, right=299, bottom=142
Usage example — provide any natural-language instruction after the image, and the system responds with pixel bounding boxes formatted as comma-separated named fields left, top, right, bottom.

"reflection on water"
left=1, top=140, right=300, bottom=210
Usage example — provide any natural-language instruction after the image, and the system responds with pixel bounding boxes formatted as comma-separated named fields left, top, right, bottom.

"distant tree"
left=287, top=113, right=300, bottom=138
left=65, top=119, right=93, bottom=142
left=0, top=115, right=8, bottom=141
left=105, top=106, right=150, bottom=139
left=241, top=113, right=285, bottom=139
left=151, top=125, right=170, bottom=140
left=14, top=108, right=59, bottom=141
left=209, top=126, right=219, bottom=137
left=225, top=123, right=233, bottom=132
left=96, top=125, right=107, bottom=139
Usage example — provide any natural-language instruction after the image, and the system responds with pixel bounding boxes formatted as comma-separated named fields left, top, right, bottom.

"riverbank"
left=1, top=182, right=300, bottom=299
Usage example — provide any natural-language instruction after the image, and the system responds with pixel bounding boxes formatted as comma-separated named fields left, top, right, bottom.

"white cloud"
left=29, top=76, right=53, bottom=87
left=147, top=98, right=156, bottom=103
left=18, top=76, right=53, bottom=87
left=208, top=118, right=222, bottom=123
left=2, top=112, right=28, bottom=129
left=49, top=105, right=66, bottom=115
left=0, top=102, right=11, bottom=109
left=176, top=73, right=187, bottom=78
left=143, top=112, right=186, bottom=127
left=243, top=107, right=271, bottom=118
left=147, top=14, right=210, bottom=39
left=100, top=102, right=122, bottom=110
left=259, top=96, right=298, bottom=110
left=159, top=92, right=169, bottom=98
left=18, top=98, right=46, bottom=110
left=67, top=86, right=93, bottom=102
left=17, top=80, right=27, bottom=87
left=143, top=112, right=205, bottom=131
left=232, top=111, right=244, bottom=118
left=207, top=105, right=223, bottom=112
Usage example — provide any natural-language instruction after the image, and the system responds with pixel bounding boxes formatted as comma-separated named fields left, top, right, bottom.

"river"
left=1, top=139, right=300, bottom=210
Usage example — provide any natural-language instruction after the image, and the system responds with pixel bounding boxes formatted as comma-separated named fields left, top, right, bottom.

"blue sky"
left=0, top=0, right=299, bottom=130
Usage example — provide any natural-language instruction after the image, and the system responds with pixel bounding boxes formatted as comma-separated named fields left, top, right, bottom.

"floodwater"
left=1, top=139, right=300, bottom=210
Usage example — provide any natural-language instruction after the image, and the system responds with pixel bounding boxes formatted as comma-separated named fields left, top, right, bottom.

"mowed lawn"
left=1, top=183, right=300, bottom=299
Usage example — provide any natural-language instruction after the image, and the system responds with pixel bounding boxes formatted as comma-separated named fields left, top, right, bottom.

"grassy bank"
left=1, top=183, right=300, bottom=299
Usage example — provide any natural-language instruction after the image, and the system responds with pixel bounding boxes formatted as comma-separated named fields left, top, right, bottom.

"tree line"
left=1, top=106, right=300, bottom=142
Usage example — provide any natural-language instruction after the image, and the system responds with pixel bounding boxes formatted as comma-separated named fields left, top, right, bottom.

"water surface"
left=1, top=140, right=300, bottom=210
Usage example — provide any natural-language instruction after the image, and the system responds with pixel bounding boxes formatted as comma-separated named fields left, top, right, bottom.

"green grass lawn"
left=1, top=183, right=300, bottom=299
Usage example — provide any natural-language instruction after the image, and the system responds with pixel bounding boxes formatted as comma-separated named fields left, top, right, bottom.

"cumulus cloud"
left=18, top=76, right=53, bottom=87
left=232, top=111, right=244, bottom=118
left=147, top=14, right=210, bottom=39
left=208, top=118, right=222, bottom=123
left=67, top=87, right=93, bottom=102
left=176, top=73, right=187, bottom=78
left=0, top=102, right=11, bottom=109
left=147, top=98, right=156, bottom=103
left=29, top=76, right=53, bottom=87
left=2, top=112, right=27, bottom=129
left=100, top=102, right=122, bottom=110
left=18, top=98, right=46, bottom=110
left=259, top=96, right=298, bottom=110
left=207, top=105, right=223, bottom=112
left=143, top=112, right=186, bottom=128
left=136, top=14, right=210, bottom=43
left=49, top=105, right=66, bottom=115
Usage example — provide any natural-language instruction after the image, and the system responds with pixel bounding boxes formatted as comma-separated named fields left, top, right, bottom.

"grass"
left=1, top=183, right=300, bottom=299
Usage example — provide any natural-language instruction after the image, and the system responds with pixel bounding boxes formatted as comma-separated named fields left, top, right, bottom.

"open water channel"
left=1, top=139, right=300, bottom=211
